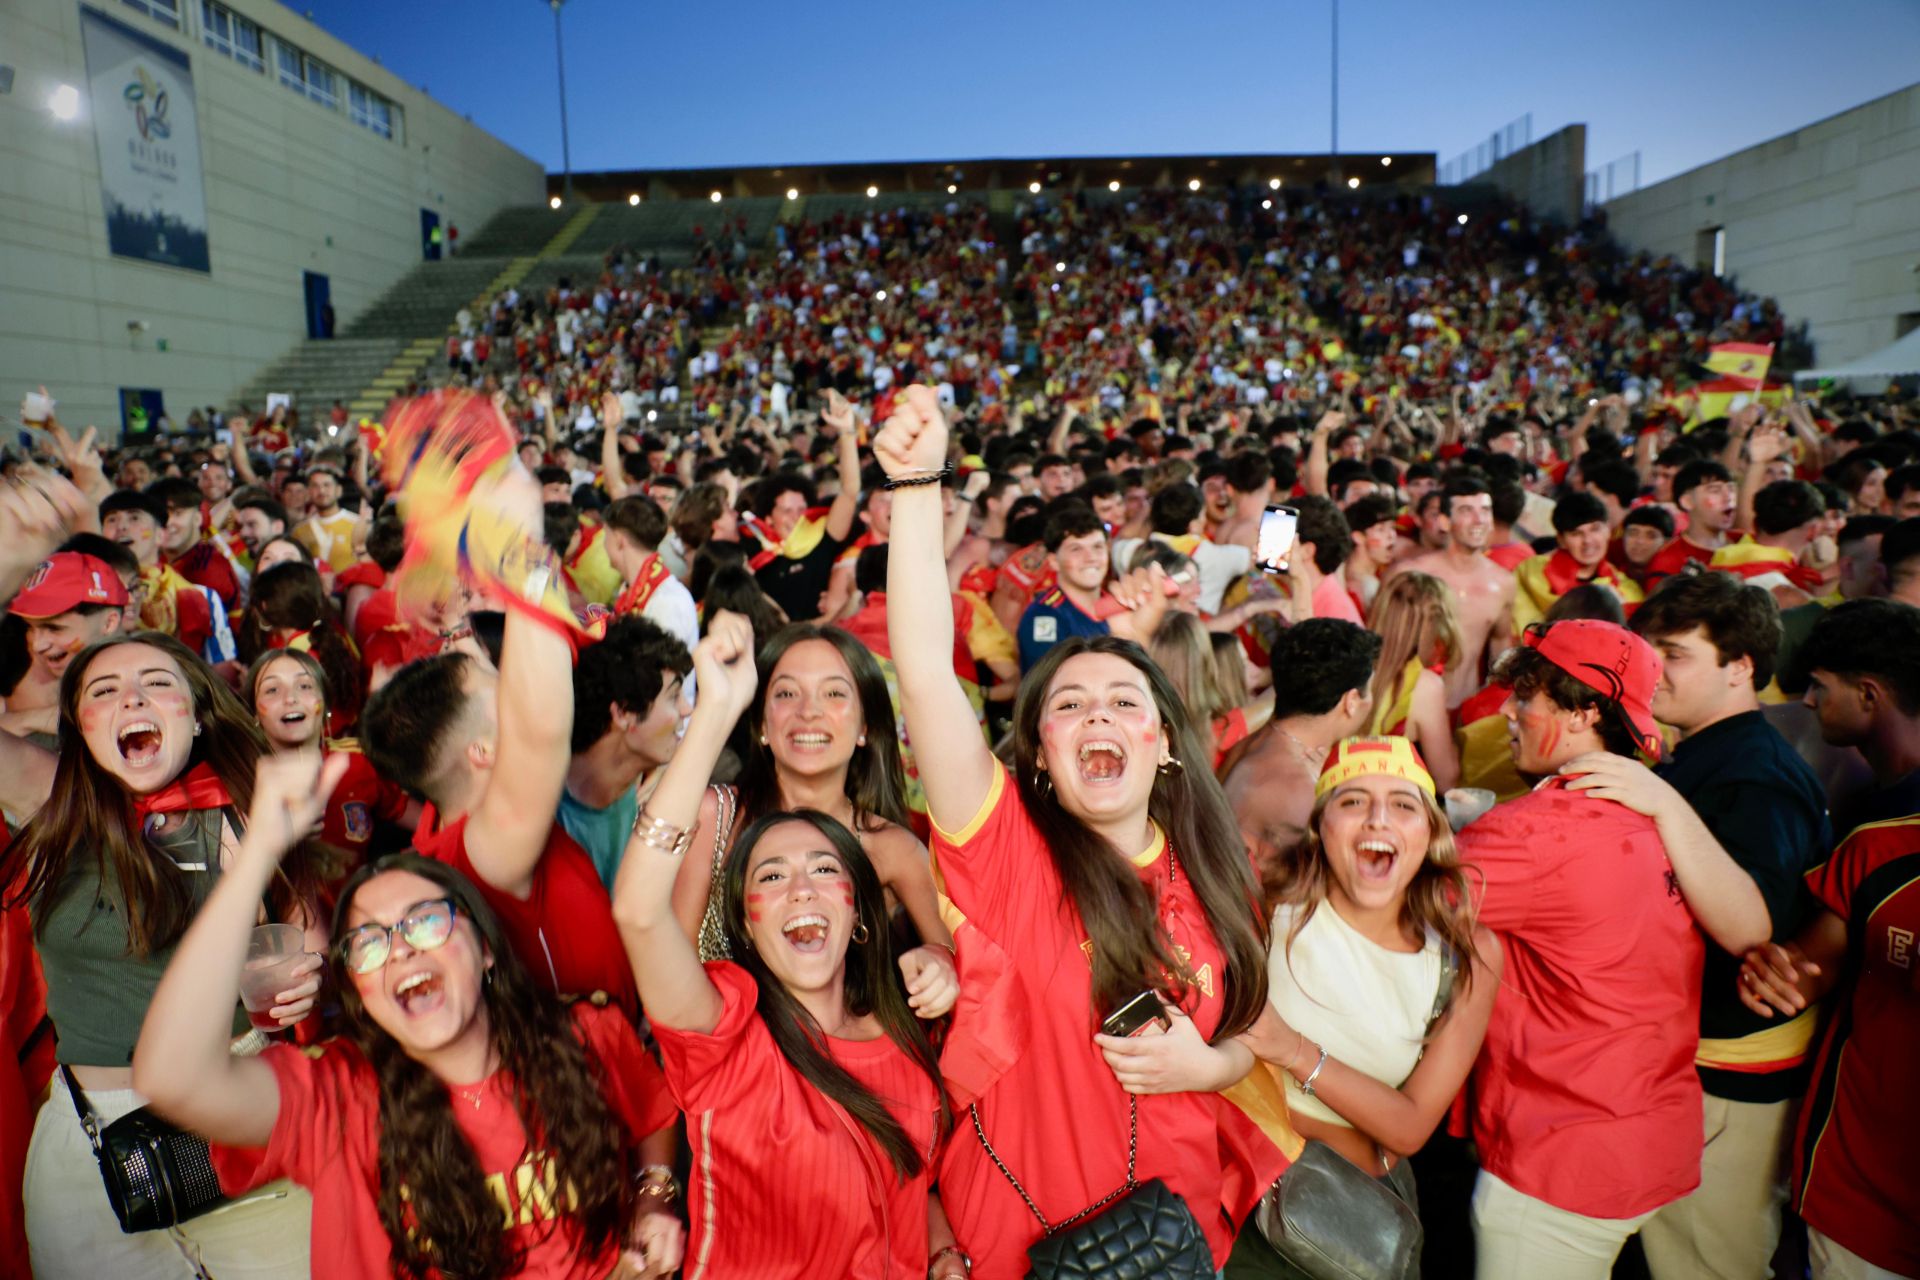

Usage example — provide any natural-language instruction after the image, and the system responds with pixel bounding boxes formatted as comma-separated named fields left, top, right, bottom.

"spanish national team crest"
left=341, top=802, right=373, bottom=844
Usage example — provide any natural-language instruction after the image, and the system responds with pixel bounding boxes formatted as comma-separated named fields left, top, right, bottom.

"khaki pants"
left=1472, top=1170, right=1658, bottom=1280
left=1642, top=1093, right=1794, bottom=1280
left=25, top=1070, right=311, bottom=1280
left=1810, top=1229, right=1919, bottom=1280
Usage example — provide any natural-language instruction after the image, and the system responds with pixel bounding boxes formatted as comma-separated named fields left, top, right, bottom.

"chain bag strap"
left=64, top=1066, right=229, bottom=1233
left=970, top=1095, right=1214, bottom=1279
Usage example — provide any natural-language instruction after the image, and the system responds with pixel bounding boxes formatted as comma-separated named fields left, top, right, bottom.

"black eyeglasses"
left=336, top=898, right=458, bottom=975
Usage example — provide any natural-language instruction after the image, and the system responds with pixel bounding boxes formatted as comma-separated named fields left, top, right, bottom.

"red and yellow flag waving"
left=1704, top=342, right=1774, bottom=389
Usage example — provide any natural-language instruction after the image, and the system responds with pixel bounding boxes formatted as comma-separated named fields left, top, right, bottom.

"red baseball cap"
left=8, top=553, right=130, bottom=619
left=1521, top=619, right=1662, bottom=758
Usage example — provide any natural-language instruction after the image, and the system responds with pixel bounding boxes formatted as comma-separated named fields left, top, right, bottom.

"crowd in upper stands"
left=0, top=176, right=1915, bottom=1280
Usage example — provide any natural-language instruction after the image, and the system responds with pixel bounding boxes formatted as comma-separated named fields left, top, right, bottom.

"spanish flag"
left=1704, top=342, right=1774, bottom=389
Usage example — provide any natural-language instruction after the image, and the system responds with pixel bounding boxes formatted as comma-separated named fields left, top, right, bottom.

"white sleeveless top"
left=1267, top=901, right=1445, bottom=1128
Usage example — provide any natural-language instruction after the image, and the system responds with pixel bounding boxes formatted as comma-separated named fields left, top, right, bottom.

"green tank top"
left=36, top=809, right=249, bottom=1067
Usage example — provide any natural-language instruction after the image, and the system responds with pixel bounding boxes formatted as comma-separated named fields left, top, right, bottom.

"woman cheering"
left=132, top=753, right=684, bottom=1280
left=878, top=385, right=1284, bottom=1276
left=612, top=611, right=961, bottom=1279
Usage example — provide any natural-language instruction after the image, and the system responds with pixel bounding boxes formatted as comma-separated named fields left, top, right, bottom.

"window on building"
left=201, top=2, right=264, bottom=72
left=349, top=82, right=395, bottom=139
left=122, top=0, right=180, bottom=27
left=303, top=56, right=339, bottom=109
left=274, top=37, right=304, bottom=92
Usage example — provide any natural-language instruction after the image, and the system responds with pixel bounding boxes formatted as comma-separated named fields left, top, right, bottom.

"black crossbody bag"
left=64, top=1065, right=228, bottom=1233
left=972, top=1096, right=1216, bottom=1279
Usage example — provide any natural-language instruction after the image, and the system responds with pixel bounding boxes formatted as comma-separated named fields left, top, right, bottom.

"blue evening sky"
left=302, top=0, right=1919, bottom=189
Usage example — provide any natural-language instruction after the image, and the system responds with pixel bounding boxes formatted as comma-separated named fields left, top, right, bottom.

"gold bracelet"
left=631, top=810, right=693, bottom=859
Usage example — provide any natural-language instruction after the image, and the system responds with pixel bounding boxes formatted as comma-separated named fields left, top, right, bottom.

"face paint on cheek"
left=839, top=883, right=855, bottom=908
left=743, top=892, right=768, bottom=924
left=78, top=702, right=110, bottom=734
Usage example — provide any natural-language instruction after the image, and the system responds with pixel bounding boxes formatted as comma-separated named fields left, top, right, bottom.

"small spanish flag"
left=1703, top=342, right=1774, bottom=389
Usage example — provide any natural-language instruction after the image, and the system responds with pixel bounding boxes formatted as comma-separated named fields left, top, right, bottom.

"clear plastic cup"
left=1444, top=787, right=1498, bottom=832
left=239, top=924, right=307, bottom=1032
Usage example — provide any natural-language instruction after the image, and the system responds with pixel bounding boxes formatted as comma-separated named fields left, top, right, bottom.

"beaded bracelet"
left=881, top=465, right=951, bottom=491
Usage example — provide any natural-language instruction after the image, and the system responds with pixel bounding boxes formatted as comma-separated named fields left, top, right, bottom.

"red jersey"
left=319, top=744, right=411, bottom=872
left=1461, top=781, right=1704, bottom=1218
left=414, top=806, right=639, bottom=1022
left=930, top=763, right=1284, bottom=1274
left=1642, top=535, right=1721, bottom=586
left=655, top=963, right=940, bottom=1279
left=351, top=586, right=400, bottom=652
left=166, top=540, right=243, bottom=610
left=361, top=621, right=441, bottom=680
left=1793, top=814, right=1920, bottom=1275
left=212, top=1003, right=675, bottom=1280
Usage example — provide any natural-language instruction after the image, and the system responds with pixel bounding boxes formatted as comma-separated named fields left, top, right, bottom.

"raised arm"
left=227, top=417, right=261, bottom=487
left=1304, top=410, right=1341, bottom=497
left=133, top=751, right=349, bottom=1147
left=463, top=467, right=575, bottom=899
left=0, top=466, right=90, bottom=814
left=601, top=393, right=633, bottom=500
left=1560, top=752, right=1773, bottom=954
left=821, top=391, right=862, bottom=543
left=612, top=612, right=758, bottom=1034
left=880, top=387, right=995, bottom=834
left=1736, top=422, right=1787, bottom=536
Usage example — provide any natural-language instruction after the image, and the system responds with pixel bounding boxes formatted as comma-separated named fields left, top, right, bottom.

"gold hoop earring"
left=1033, top=770, right=1053, bottom=796
left=851, top=920, right=870, bottom=945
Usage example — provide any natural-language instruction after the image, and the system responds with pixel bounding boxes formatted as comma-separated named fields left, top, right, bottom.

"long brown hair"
left=736, top=623, right=911, bottom=835
left=1010, top=635, right=1270, bottom=1040
left=330, top=854, right=634, bottom=1280
left=719, top=812, right=949, bottom=1179
left=236, top=562, right=363, bottom=731
left=1272, top=787, right=1481, bottom=1009
left=1, top=632, right=329, bottom=954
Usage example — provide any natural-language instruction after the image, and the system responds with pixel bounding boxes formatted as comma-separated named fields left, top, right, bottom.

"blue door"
left=304, top=271, right=332, bottom=339
left=421, top=208, right=442, bottom=260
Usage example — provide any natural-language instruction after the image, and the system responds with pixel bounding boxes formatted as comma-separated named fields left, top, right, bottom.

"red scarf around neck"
left=132, top=762, right=234, bottom=819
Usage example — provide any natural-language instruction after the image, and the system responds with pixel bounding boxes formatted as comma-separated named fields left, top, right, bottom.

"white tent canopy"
left=1793, top=326, right=1920, bottom=387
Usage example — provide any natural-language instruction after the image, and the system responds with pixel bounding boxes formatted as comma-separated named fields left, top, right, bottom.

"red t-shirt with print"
left=1793, top=814, right=1920, bottom=1276
left=1461, top=780, right=1704, bottom=1218
left=211, top=1003, right=676, bottom=1280
left=414, top=806, right=639, bottom=1023
left=319, top=745, right=411, bottom=873
left=930, top=762, right=1284, bottom=1274
left=654, top=963, right=941, bottom=1279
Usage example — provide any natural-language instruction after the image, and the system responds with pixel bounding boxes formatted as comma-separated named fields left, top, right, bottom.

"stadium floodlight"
left=947, top=184, right=957, bottom=194
left=546, top=0, right=574, bottom=202
left=1028, top=181, right=1041, bottom=194
left=1054, top=262, right=1065, bottom=273
left=628, top=193, right=640, bottom=206
left=710, top=191, right=722, bottom=203
left=1269, top=178, right=1281, bottom=190
left=1187, top=178, right=1200, bottom=191
left=875, top=290, right=887, bottom=301
left=1457, top=214, right=1469, bottom=225
left=48, top=83, right=81, bottom=121
left=866, top=185, right=878, bottom=198
left=1262, top=199, right=1273, bottom=210
left=647, top=410, right=658, bottom=422
left=1108, top=180, right=1120, bottom=192
left=549, top=195, right=562, bottom=209
left=1347, top=177, right=1360, bottom=189
left=1381, top=156, right=1392, bottom=167
left=786, top=188, right=799, bottom=200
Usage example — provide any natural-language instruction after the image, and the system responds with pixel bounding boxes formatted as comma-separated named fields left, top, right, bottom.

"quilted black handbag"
left=972, top=1097, right=1216, bottom=1279
left=65, top=1066, right=228, bottom=1233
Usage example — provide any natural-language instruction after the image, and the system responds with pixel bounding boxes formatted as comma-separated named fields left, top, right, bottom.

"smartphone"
left=1255, top=504, right=1299, bottom=572
left=1100, top=991, right=1169, bottom=1039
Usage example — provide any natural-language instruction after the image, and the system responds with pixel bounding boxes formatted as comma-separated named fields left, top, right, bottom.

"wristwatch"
left=929, top=1244, right=972, bottom=1278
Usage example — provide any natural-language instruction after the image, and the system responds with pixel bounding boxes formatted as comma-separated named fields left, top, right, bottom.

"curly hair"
left=570, top=616, right=692, bottom=754
left=329, top=853, right=636, bottom=1280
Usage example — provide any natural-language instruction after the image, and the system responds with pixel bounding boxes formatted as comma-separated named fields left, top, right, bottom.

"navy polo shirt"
left=1017, top=587, right=1108, bottom=672
left=1657, top=709, right=1833, bottom=1101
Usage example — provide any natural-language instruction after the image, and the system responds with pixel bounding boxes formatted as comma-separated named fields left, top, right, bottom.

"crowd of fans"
left=0, top=178, right=1916, bottom=1280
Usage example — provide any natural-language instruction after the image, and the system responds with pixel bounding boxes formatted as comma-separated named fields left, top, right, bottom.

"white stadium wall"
left=1, top=0, right=545, bottom=437
left=1602, top=83, right=1920, bottom=369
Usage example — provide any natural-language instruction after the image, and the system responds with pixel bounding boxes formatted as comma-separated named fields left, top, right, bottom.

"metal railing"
left=1438, top=113, right=1534, bottom=185
left=1584, top=152, right=1644, bottom=208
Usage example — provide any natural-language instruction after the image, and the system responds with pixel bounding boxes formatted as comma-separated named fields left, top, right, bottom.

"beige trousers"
left=1642, top=1094, right=1795, bottom=1280
left=25, top=1070, right=311, bottom=1280
left=1810, top=1229, right=1919, bottom=1280
left=1472, top=1169, right=1659, bottom=1280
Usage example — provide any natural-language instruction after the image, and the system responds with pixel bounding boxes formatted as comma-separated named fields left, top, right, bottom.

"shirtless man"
left=1212, top=450, right=1275, bottom=552
left=1221, top=619, right=1379, bottom=877
left=1389, top=474, right=1517, bottom=706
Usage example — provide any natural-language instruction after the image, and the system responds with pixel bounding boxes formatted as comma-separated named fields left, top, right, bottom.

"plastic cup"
left=239, top=924, right=307, bottom=1032
left=1444, top=787, right=1498, bottom=832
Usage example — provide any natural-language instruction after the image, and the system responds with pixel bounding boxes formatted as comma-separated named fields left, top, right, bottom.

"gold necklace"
left=1276, top=725, right=1329, bottom=770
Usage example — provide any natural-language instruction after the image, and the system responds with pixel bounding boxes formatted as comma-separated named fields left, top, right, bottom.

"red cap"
left=8, top=553, right=130, bottom=619
left=1521, top=619, right=1662, bottom=758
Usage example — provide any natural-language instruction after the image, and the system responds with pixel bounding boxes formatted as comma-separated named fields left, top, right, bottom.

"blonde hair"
left=1367, top=572, right=1462, bottom=720
left=1209, top=631, right=1250, bottom=712
left=1148, top=612, right=1229, bottom=735
left=1270, top=786, right=1482, bottom=1011
left=1144, top=458, right=1195, bottom=495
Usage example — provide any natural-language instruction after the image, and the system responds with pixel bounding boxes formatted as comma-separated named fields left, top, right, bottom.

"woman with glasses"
left=133, top=752, right=686, bottom=1280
